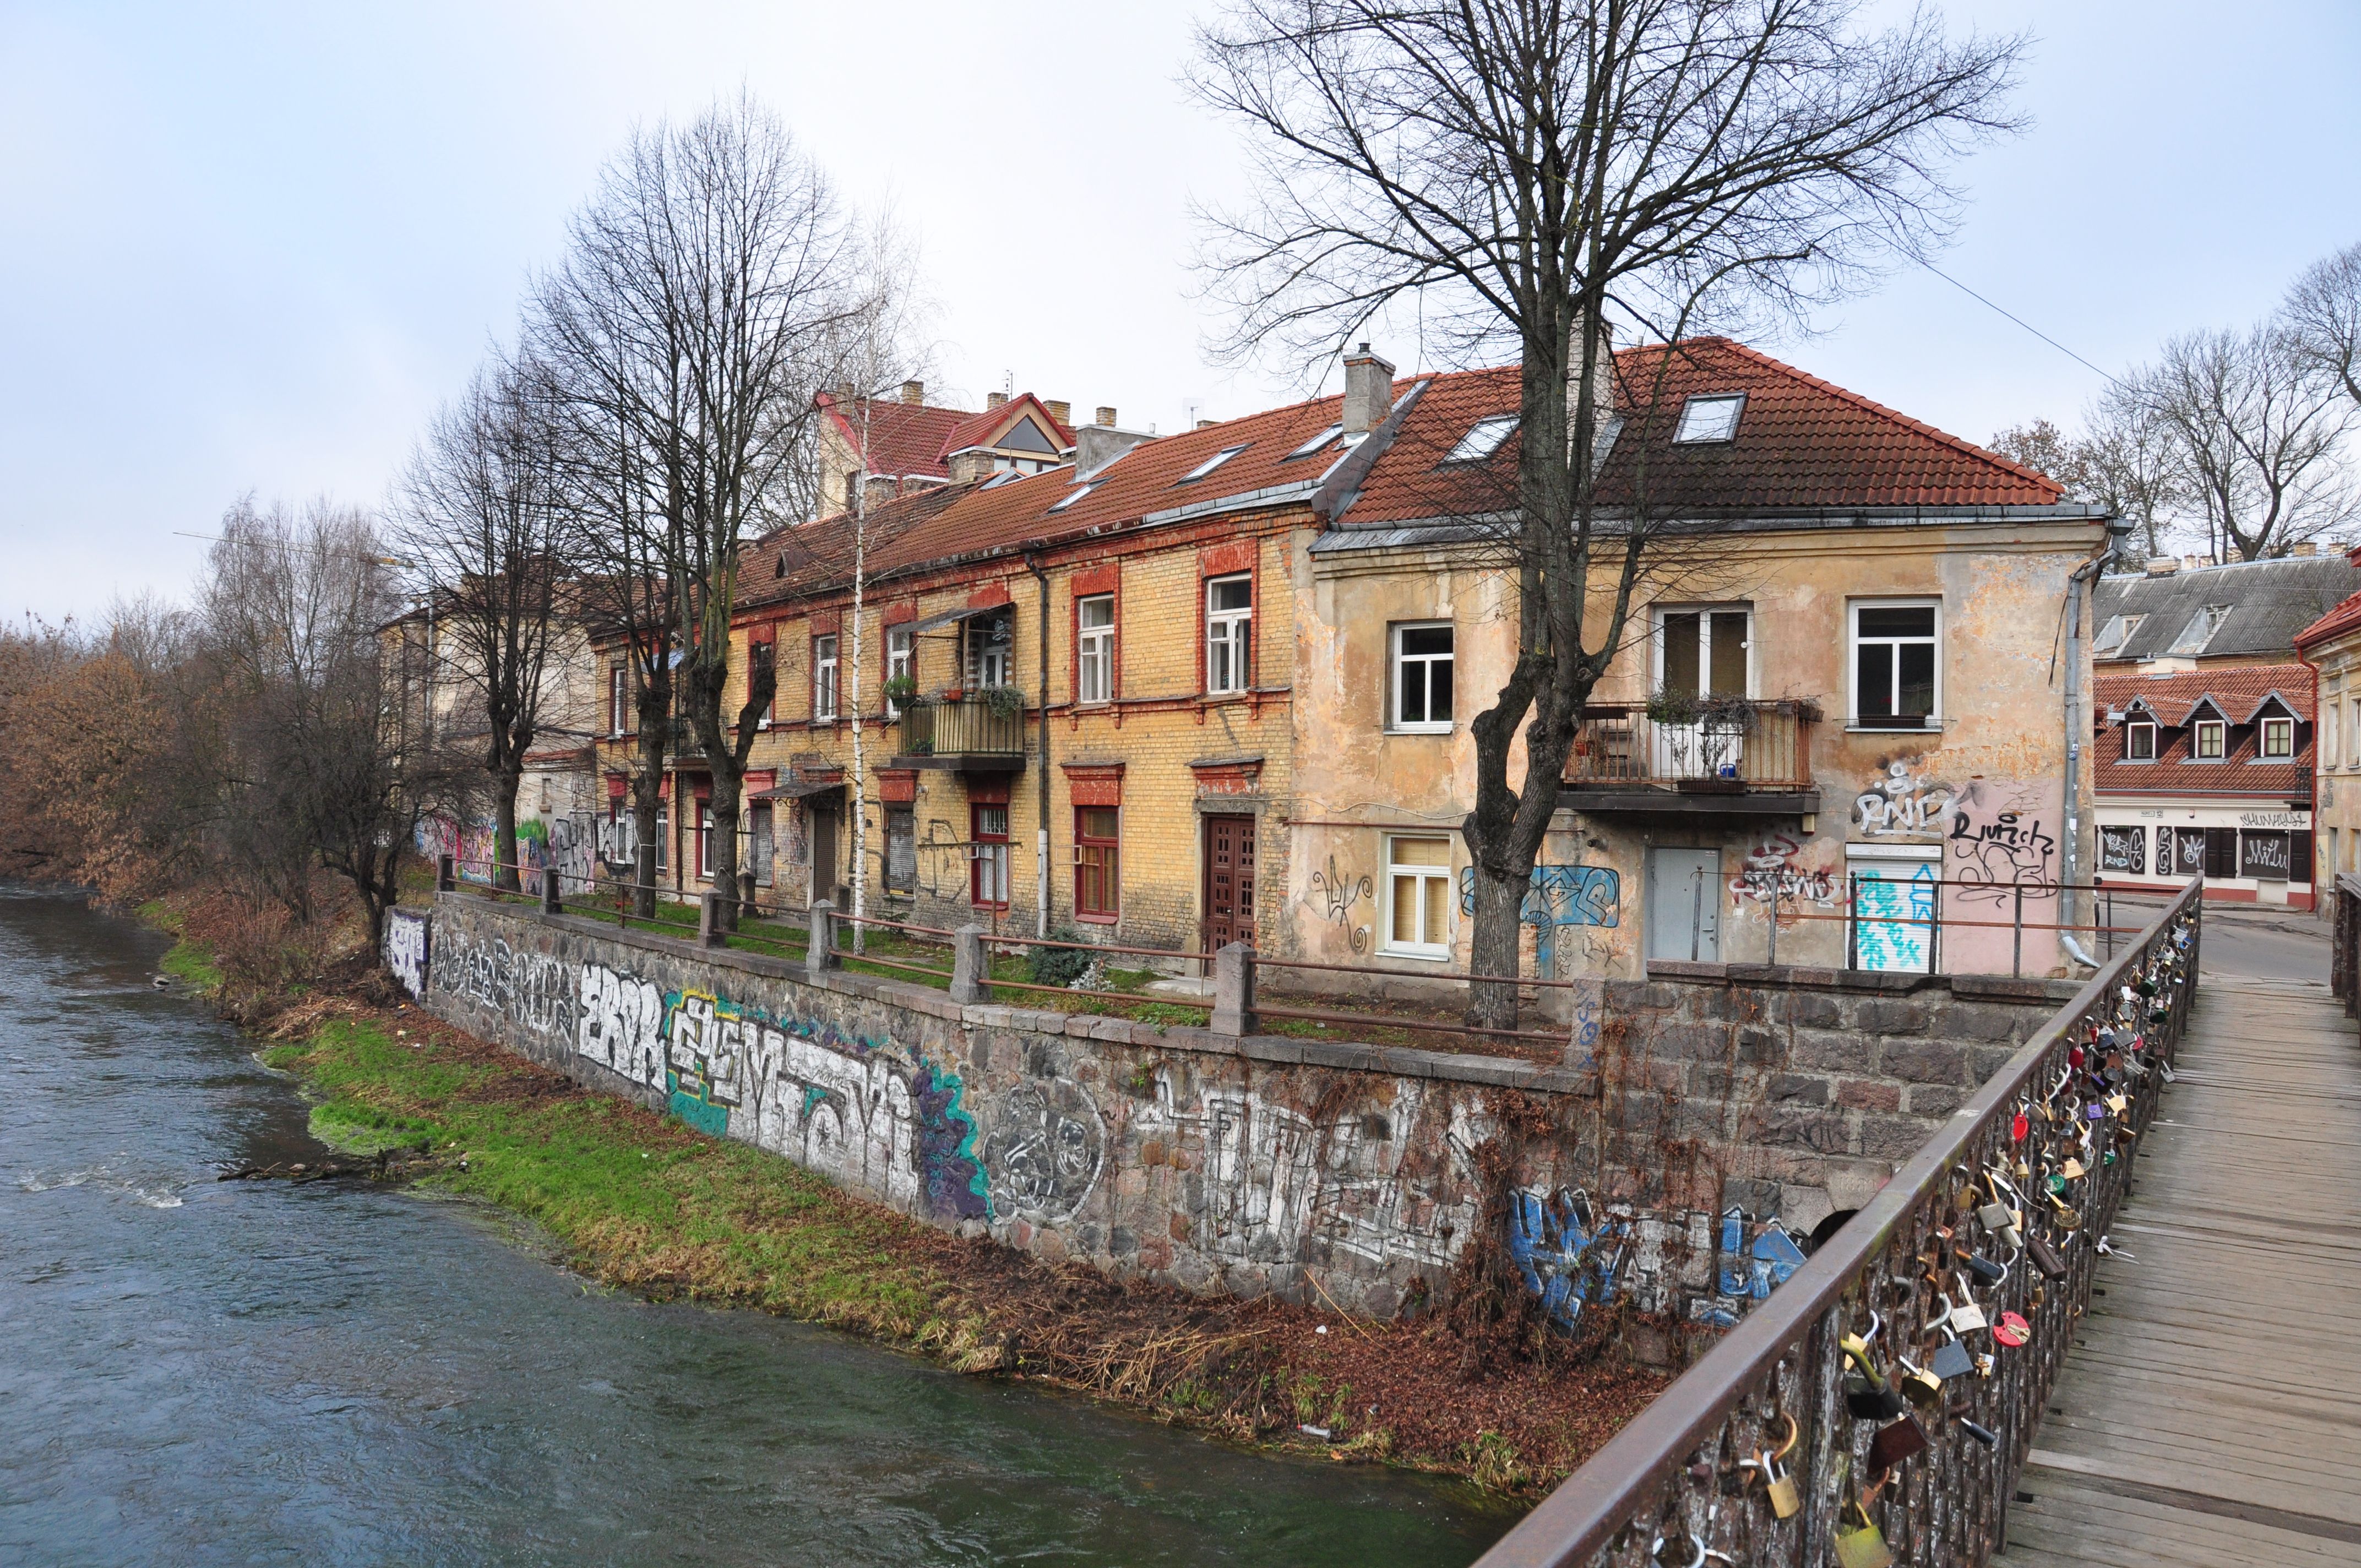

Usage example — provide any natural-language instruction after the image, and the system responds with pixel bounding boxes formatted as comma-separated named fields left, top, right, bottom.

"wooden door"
left=810, top=803, right=839, bottom=903
left=1202, top=815, right=1256, bottom=950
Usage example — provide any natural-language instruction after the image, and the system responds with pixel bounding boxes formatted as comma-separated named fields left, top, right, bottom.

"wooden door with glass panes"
left=1202, top=815, right=1256, bottom=950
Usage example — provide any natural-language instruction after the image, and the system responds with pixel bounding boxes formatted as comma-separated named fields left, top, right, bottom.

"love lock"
left=2096, top=1234, right=2137, bottom=1262
left=1736, top=1412, right=1802, bottom=1519
left=1835, top=1477, right=1895, bottom=1568
left=1947, top=1401, right=2000, bottom=1448
left=1867, top=1410, right=1929, bottom=1475
left=1927, top=1323, right=1977, bottom=1382
left=1947, top=1272, right=1989, bottom=1333
left=1649, top=1528, right=1705, bottom=1568
left=1896, top=1355, right=1944, bottom=1411
left=1990, top=1310, right=2032, bottom=1348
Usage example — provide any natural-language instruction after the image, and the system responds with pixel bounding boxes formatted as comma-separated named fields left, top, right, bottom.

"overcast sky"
left=3, top=1, right=2357, bottom=623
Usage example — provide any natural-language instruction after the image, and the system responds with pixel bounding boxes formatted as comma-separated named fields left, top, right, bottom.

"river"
left=0, top=888, right=1505, bottom=1566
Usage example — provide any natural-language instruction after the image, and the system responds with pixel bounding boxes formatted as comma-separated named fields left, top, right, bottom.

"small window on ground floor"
left=885, top=805, right=915, bottom=892
left=972, top=803, right=1010, bottom=907
left=1384, top=836, right=1453, bottom=957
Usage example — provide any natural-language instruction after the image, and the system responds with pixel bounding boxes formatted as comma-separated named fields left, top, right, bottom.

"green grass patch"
left=268, top=1018, right=950, bottom=1335
left=159, top=934, right=222, bottom=992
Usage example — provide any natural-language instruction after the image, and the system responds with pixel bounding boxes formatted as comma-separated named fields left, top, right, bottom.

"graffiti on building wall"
left=787, top=801, right=810, bottom=869
left=596, top=810, right=637, bottom=868
left=383, top=908, right=429, bottom=999
left=1854, top=863, right=1935, bottom=972
left=982, top=1078, right=1107, bottom=1222
left=515, top=814, right=598, bottom=896
left=1853, top=760, right=1951, bottom=837
left=1138, top=1073, right=1484, bottom=1269
left=1306, top=856, right=1375, bottom=954
left=1729, top=833, right=1839, bottom=907
left=1946, top=778, right=2060, bottom=904
left=1455, top=864, right=1620, bottom=974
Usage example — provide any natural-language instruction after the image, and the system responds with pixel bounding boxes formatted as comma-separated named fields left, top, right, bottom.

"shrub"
left=1029, top=924, right=1097, bottom=987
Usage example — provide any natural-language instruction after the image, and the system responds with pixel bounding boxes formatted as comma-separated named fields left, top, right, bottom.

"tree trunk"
left=492, top=768, right=523, bottom=892
left=1465, top=861, right=1529, bottom=1030
left=630, top=676, right=668, bottom=919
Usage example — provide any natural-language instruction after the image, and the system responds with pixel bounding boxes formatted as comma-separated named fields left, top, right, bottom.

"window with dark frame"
left=1075, top=807, right=1119, bottom=919
left=1853, top=604, right=1937, bottom=727
left=1391, top=623, right=1454, bottom=729
left=750, top=638, right=774, bottom=727
left=2125, top=720, right=2157, bottom=761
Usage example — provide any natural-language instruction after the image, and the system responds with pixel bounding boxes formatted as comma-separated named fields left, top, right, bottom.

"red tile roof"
left=2094, top=665, right=2315, bottom=797
left=761, top=339, right=2082, bottom=606
left=2295, top=587, right=2361, bottom=651
left=819, top=392, right=1079, bottom=481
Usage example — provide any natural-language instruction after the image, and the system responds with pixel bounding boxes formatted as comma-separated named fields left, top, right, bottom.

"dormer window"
left=2168, top=605, right=2232, bottom=656
left=1444, top=415, right=1519, bottom=463
left=2095, top=614, right=2144, bottom=656
left=1286, top=423, right=1343, bottom=459
left=2194, top=718, right=2226, bottom=759
left=1178, top=444, right=1249, bottom=483
left=2125, top=720, right=2157, bottom=761
left=2262, top=715, right=2295, bottom=758
left=1674, top=393, right=1745, bottom=444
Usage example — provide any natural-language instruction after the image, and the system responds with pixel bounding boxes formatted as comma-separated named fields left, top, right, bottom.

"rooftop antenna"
left=1002, top=369, right=1014, bottom=399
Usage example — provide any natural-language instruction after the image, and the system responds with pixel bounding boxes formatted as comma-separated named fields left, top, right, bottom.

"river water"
left=0, top=889, right=1505, bottom=1567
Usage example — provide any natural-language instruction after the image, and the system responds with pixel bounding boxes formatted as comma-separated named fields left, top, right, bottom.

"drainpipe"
left=1027, top=552, right=1052, bottom=938
left=2063, top=518, right=2136, bottom=969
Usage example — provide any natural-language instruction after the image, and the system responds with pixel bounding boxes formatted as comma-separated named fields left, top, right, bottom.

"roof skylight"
left=2167, top=605, right=2232, bottom=656
left=1047, top=482, right=1099, bottom=514
left=1444, top=415, right=1519, bottom=463
left=1673, top=393, right=1745, bottom=444
left=1178, top=444, right=1250, bottom=483
left=1286, top=423, right=1343, bottom=459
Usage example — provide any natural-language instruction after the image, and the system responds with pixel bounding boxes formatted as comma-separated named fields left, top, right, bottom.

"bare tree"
left=532, top=94, right=861, bottom=927
left=395, top=360, right=570, bottom=891
left=201, top=498, right=441, bottom=956
left=2284, top=241, right=2361, bottom=410
left=1195, top=0, right=2023, bottom=1025
left=2128, top=325, right=2356, bottom=562
left=2073, top=388, right=2187, bottom=562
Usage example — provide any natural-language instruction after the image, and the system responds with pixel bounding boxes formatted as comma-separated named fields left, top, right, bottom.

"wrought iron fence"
left=898, top=694, right=1026, bottom=758
left=1472, top=877, right=2202, bottom=1568
left=1565, top=700, right=1818, bottom=791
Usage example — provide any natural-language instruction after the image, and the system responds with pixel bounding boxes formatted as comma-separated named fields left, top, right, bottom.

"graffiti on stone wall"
left=982, top=1079, right=1107, bottom=1222
left=1728, top=833, right=1838, bottom=907
left=1570, top=976, right=1603, bottom=1061
left=1507, top=1188, right=1625, bottom=1332
left=568, top=957, right=992, bottom=1221
left=1138, top=1074, right=1484, bottom=1268
left=430, top=929, right=573, bottom=1038
left=1946, top=778, right=2059, bottom=905
left=383, top=908, right=430, bottom=999
left=1455, top=864, right=1620, bottom=974
left=1853, top=760, right=1951, bottom=837
left=516, top=814, right=598, bottom=896
left=1306, top=856, right=1374, bottom=954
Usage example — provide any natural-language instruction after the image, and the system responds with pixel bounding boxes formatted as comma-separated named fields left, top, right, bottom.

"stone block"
left=1823, top=1157, right=1894, bottom=1212
left=1940, top=1002, right=2025, bottom=1043
left=1879, top=1038, right=1968, bottom=1085
left=1720, top=1176, right=1782, bottom=1218
left=1967, top=1044, right=2022, bottom=1084
left=1783, top=992, right=1847, bottom=1030
left=1903, top=1085, right=1966, bottom=1117
left=1779, top=1184, right=1836, bottom=1237
left=1754, top=1103, right=1854, bottom=1154
left=1834, top=1077, right=1902, bottom=1112
left=1859, top=1113, right=1939, bottom=1161
left=1789, top=1028, right=1870, bottom=1073
left=1764, top=1072, right=1831, bottom=1107
left=1734, top=1027, right=1783, bottom=1066
left=1857, top=998, right=1930, bottom=1036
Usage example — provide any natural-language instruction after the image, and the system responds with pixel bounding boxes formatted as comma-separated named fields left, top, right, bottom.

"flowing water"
left=0, top=888, right=1506, bottom=1567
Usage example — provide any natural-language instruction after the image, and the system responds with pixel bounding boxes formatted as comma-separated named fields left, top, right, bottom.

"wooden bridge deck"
left=1999, top=976, right=2361, bottom=1566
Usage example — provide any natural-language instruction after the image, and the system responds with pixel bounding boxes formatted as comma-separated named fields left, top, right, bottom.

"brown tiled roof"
left=938, top=395, right=1078, bottom=458
left=2095, top=665, right=2315, bottom=797
left=738, top=484, right=971, bottom=610
left=819, top=392, right=1079, bottom=481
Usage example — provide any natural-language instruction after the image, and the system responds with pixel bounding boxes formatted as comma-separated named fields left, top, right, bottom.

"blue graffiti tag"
left=1457, top=864, right=1622, bottom=972
left=1506, top=1188, right=1626, bottom=1332
left=1715, top=1208, right=1808, bottom=1301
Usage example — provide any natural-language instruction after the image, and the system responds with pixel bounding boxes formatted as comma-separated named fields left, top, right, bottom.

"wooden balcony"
left=1559, top=698, right=1820, bottom=814
left=893, top=695, right=1029, bottom=771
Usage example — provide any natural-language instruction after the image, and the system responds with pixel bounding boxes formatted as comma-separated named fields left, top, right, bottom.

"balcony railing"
left=1565, top=698, right=1818, bottom=792
left=898, top=694, right=1027, bottom=759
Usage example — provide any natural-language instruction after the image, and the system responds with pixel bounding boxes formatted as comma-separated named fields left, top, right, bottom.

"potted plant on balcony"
left=883, top=674, right=920, bottom=709
left=982, top=684, right=1026, bottom=719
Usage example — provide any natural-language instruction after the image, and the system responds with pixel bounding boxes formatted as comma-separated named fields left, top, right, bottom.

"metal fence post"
left=806, top=900, right=838, bottom=977
left=1769, top=879, right=1781, bottom=967
left=2012, top=884, right=2024, bottom=978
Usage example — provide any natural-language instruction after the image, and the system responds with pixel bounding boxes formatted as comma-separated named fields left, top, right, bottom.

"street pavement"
left=2098, top=893, right=2329, bottom=983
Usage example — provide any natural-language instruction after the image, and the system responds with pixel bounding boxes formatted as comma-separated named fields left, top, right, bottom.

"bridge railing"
left=1472, top=878, right=2204, bottom=1568
left=2333, top=872, right=2361, bottom=1019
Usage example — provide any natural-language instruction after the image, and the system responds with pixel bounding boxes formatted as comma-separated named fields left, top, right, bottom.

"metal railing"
left=897, top=695, right=1026, bottom=758
left=1471, top=877, right=2202, bottom=1568
left=2333, top=872, right=2361, bottom=1020
left=1565, top=699, right=1818, bottom=791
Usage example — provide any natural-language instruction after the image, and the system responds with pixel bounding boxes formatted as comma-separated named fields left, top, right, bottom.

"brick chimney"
left=1342, top=343, right=1394, bottom=433
left=986, top=391, right=1008, bottom=410
left=946, top=450, right=997, bottom=484
left=2144, top=556, right=2179, bottom=576
left=899, top=380, right=924, bottom=406
left=1095, top=406, right=1117, bottom=427
left=1045, top=400, right=1072, bottom=426
left=2294, top=541, right=2320, bottom=557
left=1568, top=319, right=1617, bottom=460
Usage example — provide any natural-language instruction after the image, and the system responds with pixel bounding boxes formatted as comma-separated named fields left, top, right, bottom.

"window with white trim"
left=1286, top=423, right=1343, bottom=459
left=2194, top=718, right=2226, bottom=759
left=1390, top=622, right=1453, bottom=731
left=608, top=666, right=629, bottom=737
left=1206, top=574, right=1252, bottom=695
left=812, top=634, right=839, bottom=722
left=971, top=803, right=1010, bottom=906
left=2125, top=720, right=2157, bottom=761
left=2261, top=715, right=2294, bottom=759
left=885, top=624, right=912, bottom=716
left=1444, top=415, right=1518, bottom=463
left=1850, top=602, right=1939, bottom=728
left=1674, top=394, right=1745, bottom=443
left=1077, top=594, right=1115, bottom=703
left=1178, top=444, right=1249, bottom=483
left=1384, top=837, right=1453, bottom=957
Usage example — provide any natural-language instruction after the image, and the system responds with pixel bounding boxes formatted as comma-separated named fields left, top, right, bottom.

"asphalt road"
left=2100, top=894, right=2330, bottom=983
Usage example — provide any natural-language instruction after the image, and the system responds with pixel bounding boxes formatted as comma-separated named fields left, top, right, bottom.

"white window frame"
left=1178, top=444, right=1250, bottom=483
left=2193, top=718, right=2226, bottom=760
left=1077, top=593, right=1115, bottom=704
left=1286, top=423, right=1343, bottom=459
left=1443, top=415, right=1519, bottom=463
left=1674, top=393, right=1746, bottom=444
left=2261, top=715, right=2294, bottom=759
left=1389, top=621, right=1454, bottom=733
left=1381, top=835, right=1454, bottom=960
left=1847, top=599, right=1942, bottom=729
left=885, top=624, right=912, bottom=717
left=1652, top=603, right=1755, bottom=698
left=608, top=666, right=628, bottom=737
left=813, top=633, right=839, bottom=722
left=1205, top=574, right=1252, bottom=695
left=2125, top=720, right=2157, bottom=761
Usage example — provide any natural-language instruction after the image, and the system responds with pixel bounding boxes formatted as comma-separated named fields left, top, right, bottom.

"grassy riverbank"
left=135, top=889, right=1662, bottom=1499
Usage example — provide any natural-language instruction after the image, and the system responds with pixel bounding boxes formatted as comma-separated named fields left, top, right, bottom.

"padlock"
left=1991, top=1310, right=2031, bottom=1348
left=1834, top=1485, right=1894, bottom=1568
left=2106, top=1091, right=2129, bottom=1115
left=1961, top=1251, right=2008, bottom=1286
left=1896, top=1356, right=1944, bottom=1411
left=1846, top=1371, right=1907, bottom=1420
left=1868, top=1411, right=1928, bottom=1474
left=1928, top=1325, right=1976, bottom=1381
left=1951, top=1404, right=2000, bottom=1447
left=1949, top=1278, right=1989, bottom=1334
left=1758, top=1412, right=1801, bottom=1518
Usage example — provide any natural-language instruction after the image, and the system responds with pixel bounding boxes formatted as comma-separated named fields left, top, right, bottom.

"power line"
left=1919, top=262, right=2124, bottom=388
